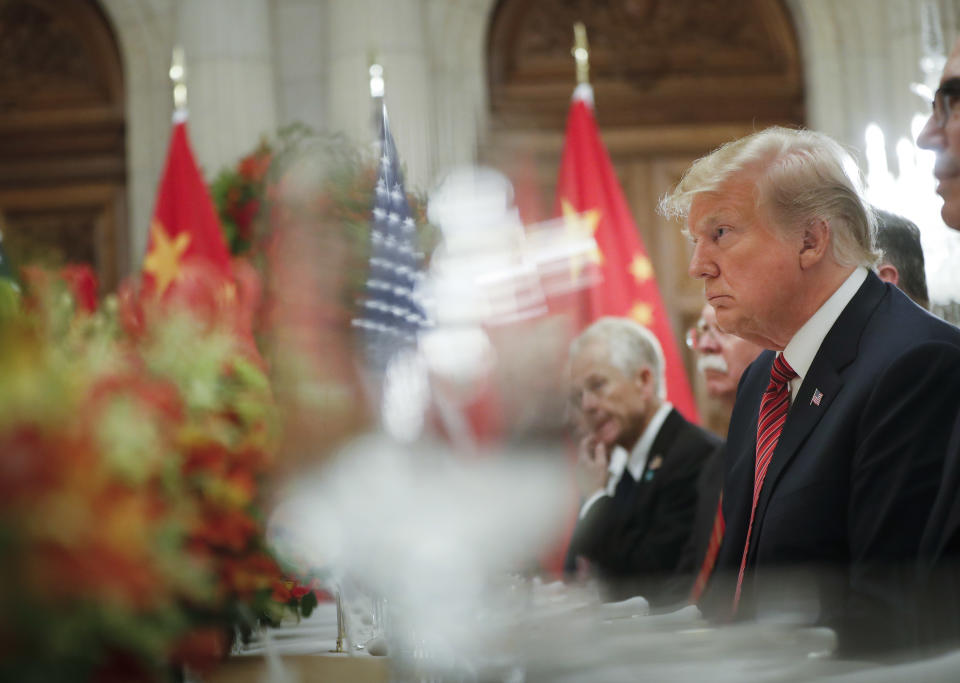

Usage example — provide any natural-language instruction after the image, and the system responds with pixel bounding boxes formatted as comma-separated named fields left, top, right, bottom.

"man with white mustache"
left=676, top=305, right=764, bottom=602
left=690, top=303, right=764, bottom=411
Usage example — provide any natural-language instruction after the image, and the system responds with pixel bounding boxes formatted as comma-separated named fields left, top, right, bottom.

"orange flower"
left=182, top=442, right=231, bottom=477
left=221, top=552, right=282, bottom=599
left=270, top=579, right=293, bottom=603
left=191, top=507, right=258, bottom=552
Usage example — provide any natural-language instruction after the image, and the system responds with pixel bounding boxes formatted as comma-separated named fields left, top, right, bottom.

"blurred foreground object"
left=261, top=131, right=433, bottom=469
left=267, top=434, right=570, bottom=676
left=0, top=259, right=317, bottom=680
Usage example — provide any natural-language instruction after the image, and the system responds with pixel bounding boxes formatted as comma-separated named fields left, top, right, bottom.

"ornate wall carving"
left=0, top=0, right=126, bottom=290
left=488, top=0, right=803, bottom=129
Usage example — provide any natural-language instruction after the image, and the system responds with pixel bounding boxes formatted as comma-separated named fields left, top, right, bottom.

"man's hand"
left=575, top=435, right=609, bottom=498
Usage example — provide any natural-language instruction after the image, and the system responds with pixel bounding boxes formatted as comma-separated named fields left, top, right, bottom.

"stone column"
left=273, top=0, right=328, bottom=133
left=100, top=0, right=178, bottom=269
left=326, top=0, right=435, bottom=191
left=177, top=0, right=277, bottom=177
left=423, top=0, right=496, bottom=185
left=788, top=0, right=960, bottom=166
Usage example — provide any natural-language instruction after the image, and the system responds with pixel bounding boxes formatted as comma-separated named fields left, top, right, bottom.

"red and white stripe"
left=733, top=354, right=796, bottom=612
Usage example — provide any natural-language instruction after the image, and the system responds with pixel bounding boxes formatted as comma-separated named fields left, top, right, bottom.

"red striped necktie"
left=733, top=353, right=797, bottom=613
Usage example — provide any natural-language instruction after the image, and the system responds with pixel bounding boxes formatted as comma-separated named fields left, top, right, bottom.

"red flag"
left=554, top=85, right=699, bottom=423
left=141, top=118, right=232, bottom=298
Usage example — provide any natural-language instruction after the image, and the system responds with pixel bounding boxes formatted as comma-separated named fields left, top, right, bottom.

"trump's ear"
left=876, top=262, right=900, bottom=287
left=798, top=219, right=830, bottom=269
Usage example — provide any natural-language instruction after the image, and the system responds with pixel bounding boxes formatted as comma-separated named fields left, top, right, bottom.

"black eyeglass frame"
left=933, top=78, right=960, bottom=128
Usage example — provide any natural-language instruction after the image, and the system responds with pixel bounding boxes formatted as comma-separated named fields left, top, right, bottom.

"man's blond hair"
left=659, top=126, right=879, bottom=267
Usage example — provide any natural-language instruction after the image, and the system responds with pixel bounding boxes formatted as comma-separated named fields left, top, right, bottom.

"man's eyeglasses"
left=685, top=320, right=727, bottom=350
left=932, top=78, right=960, bottom=128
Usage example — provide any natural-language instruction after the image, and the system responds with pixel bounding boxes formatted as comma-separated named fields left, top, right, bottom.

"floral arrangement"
left=210, top=124, right=436, bottom=279
left=210, top=142, right=272, bottom=256
left=0, top=125, right=438, bottom=681
left=0, top=267, right=319, bottom=681
left=211, top=128, right=438, bottom=463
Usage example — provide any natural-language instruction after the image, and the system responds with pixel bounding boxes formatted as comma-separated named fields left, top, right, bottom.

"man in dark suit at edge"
left=660, top=126, right=960, bottom=656
left=916, top=36, right=960, bottom=653
left=564, top=317, right=720, bottom=606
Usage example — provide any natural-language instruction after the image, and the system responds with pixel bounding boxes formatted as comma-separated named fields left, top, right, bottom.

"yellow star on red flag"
left=561, top=198, right=603, bottom=279
left=629, top=301, right=654, bottom=327
left=143, top=220, right=191, bottom=295
left=629, top=254, right=653, bottom=283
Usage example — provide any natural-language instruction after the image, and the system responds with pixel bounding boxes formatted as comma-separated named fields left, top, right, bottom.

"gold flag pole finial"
left=169, top=45, right=187, bottom=112
left=572, top=22, right=590, bottom=85
left=368, top=48, right=384, bottom=99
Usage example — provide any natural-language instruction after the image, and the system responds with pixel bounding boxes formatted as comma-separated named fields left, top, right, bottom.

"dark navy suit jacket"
left=918, top=405, right=960, bottom=650
left=566, top=408, right=719, bottom=605
left=703, top=272, right=960, bottom=656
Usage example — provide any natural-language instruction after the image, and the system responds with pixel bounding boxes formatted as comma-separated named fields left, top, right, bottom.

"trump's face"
left=686, top=182, right=803, bottom=350
left=918, top=38, right=960, bottom=231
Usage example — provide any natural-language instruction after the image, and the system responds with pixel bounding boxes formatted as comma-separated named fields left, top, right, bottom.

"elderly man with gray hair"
left=661, top=126, right=960, bottom=656
left=564, top=316, right=719, bottom=605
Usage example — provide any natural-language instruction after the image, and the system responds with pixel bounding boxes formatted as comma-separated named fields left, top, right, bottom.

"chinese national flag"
left=141, top=117, right=232, bottom=298
left=541, top=85, right=699, bottom=579
left=554, top=84, right=698, bottom=422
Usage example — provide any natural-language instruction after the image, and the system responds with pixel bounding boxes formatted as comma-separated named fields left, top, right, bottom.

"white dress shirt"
left=782, top=267, right=867, bottom=403
left=579, top=402, right=674, bottom=519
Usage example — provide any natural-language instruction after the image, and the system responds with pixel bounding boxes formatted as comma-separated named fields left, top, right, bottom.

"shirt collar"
left=782, top=266, right=867, bottom=399
left=605, top=445, right=629, bottom=495
left=626, top=401, right=673, bottom=481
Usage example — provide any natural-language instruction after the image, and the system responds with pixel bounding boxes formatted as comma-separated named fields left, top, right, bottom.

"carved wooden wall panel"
left=0, top=0, right=126, bottom=292
left=488, top=0, right=803, bottom=130
left=485, top=0, right=804, bottom=433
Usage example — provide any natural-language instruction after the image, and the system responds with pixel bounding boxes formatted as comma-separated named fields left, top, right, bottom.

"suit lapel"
left=644, top=408, right=682, bottom=476
left=622, top=409, right=682, bottom=507
left=748, top=274, right=887, bottom=560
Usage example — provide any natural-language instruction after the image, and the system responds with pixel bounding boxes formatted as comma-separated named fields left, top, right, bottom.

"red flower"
left=116, top=278, right=147, bottom=341
left=290, top=584, right=312, bottom=600
left=233, top=199, right=260, bottom=242
left=182, top=443, right=231, bottom=477
left=0, top=426, right=64, bottom=506
left=220, top=552, right=282, bottom=599
left=238, top=150, right=272, bottom=183
left=191, top=507, right=258, bottom=552
left=59, top=264, right=99, bottom=314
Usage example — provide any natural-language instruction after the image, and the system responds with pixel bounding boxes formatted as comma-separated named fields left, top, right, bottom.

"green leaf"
left=299, top=591, right=318, bottom=618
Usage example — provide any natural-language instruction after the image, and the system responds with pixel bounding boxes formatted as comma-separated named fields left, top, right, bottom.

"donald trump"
left=661, top=126, right=960, bottom=656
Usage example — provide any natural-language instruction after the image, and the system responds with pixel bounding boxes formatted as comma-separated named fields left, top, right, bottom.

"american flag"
left=810, top=388, right=824, bottom=407
left=352, top=101, right=430, bottom=376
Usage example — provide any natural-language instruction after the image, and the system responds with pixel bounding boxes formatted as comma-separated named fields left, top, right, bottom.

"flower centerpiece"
left=0, top=267, right=319, bottom=681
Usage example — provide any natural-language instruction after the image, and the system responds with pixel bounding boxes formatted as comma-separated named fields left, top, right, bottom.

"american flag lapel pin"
left=810, top=388, right=824, bottom=406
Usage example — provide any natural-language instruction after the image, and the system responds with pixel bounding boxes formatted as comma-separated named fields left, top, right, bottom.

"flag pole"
left=572, top=22, right=590, bottom=86
left=368, top=50, right=385, bottom=153
left=169, top=45, right=188, bottom=122
left=570, top=23, right=594, bottom=106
